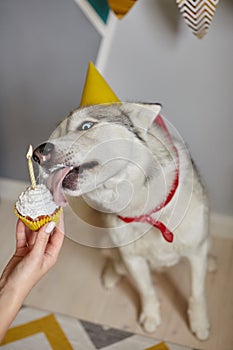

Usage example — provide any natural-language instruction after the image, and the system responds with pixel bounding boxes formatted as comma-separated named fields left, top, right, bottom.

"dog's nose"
left=33, top=142, right=54, bottom=165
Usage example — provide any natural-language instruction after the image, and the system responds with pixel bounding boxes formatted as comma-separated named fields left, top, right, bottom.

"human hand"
left=0, top=212, right=64, bottom=299
left=0, top=213, right=65, bottom=341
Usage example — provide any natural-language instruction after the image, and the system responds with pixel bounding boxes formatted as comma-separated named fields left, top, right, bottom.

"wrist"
left=1, top=276, right=30, bottom=304
left=0, top=279, right=24, bottom=310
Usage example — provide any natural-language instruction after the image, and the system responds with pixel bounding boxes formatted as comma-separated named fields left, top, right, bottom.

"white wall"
left=103, top=0, right=233, bottom=216
left=0, top=0, right=101, bottom=182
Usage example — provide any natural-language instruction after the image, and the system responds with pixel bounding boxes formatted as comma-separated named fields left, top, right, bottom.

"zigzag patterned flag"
left=176, top=0, right=219, bottom=39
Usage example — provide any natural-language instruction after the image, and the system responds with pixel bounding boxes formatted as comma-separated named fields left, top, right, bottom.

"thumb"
left=32, top=221, right=56, bottom=256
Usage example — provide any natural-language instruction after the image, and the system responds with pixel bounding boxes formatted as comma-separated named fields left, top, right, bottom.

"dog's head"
left=33, top=102, right=161, bottom=207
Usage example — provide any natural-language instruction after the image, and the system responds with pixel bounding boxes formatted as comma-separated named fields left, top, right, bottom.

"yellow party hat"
left=80, top=62, right=120, bottom=107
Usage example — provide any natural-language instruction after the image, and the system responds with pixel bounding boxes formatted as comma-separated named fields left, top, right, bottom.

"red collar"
left=118, top=115, right=179, bottom=243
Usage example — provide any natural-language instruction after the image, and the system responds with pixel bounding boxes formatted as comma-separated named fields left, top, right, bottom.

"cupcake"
left=14, top=184, right=62, bottom=231
left=14, top=144, right=62, bottom=231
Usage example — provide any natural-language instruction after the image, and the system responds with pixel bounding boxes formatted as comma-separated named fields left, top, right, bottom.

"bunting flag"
left=176, top=0, right=219, bottom=39
left=107, top=0, right=137, bottom=19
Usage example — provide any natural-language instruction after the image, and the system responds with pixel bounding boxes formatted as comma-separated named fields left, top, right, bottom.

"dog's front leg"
left=187, top=242, right=210, bottom=340
left=101, top=248, right=127, bottom=289
left=122, top=254, right=160, bottom=333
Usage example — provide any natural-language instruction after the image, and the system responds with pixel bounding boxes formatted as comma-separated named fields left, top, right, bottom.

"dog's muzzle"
left=33, top=141, right=99, bottom=207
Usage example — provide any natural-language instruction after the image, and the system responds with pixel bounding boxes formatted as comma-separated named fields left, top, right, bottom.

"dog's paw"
left=102, top=262, right=122, bottom=289
left=139, top=309, right=161, bottom=333
left=188, top=297, right=210, bottom=341
left=190, top=319, right=210, bottom=341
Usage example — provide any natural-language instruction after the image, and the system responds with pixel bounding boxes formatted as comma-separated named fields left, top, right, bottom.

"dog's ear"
left=121, top=102, right=162, bottom=132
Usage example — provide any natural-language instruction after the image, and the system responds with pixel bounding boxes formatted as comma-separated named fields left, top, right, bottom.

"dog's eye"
left=79, top=121, right=95, bottom=131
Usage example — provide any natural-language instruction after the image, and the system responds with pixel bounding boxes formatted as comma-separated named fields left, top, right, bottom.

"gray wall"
left=0, top=0, right=101, bottom=181
left=104, top=0, right=233, bottom=216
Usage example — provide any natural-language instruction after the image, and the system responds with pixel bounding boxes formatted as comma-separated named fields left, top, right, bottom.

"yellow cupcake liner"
left=14, top=206, right=63, bottom=231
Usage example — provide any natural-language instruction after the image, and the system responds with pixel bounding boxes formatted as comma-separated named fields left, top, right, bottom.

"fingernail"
left=45, top=221, right=56, bottom=234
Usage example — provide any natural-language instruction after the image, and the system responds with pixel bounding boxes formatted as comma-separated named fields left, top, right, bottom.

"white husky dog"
left=33, top=103, right=211, bottom=340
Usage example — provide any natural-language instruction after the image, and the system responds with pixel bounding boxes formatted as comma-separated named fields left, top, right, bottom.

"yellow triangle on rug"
left=145, top=341, right=170, bottom=350
left=0, top=314, right=73, bottom=350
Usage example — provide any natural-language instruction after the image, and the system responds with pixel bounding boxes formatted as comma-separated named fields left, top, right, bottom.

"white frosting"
left=15, top=184, right=59, bottom=219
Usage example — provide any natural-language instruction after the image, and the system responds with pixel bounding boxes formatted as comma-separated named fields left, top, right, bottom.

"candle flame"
left=26, top=145, right=33, bottom=159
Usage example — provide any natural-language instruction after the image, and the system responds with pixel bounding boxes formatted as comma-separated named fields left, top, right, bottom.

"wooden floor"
left=0, top=198, right=233, bottom=350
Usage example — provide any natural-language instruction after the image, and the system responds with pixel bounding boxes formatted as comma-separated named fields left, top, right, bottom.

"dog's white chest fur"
left=122, top=229, right=181, bottom=268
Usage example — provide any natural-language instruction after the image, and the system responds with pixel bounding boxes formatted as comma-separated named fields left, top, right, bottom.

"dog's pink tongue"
left=47, top=167, right=72, bottom=207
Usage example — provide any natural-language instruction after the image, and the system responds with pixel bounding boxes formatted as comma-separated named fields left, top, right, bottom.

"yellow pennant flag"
left=108, top=0, right=137, bottom=19
left=80, top=62, right=119, bottom=107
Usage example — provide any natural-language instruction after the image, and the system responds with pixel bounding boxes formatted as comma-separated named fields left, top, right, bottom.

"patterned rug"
left=0, top=307, right=192, bottom=350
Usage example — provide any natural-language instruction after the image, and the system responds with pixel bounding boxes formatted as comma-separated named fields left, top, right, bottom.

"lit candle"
left=26, top=145, right=36, bottom=189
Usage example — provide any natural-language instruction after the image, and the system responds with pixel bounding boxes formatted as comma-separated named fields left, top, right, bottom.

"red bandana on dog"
left=118, top=115, right=179, bottom=243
